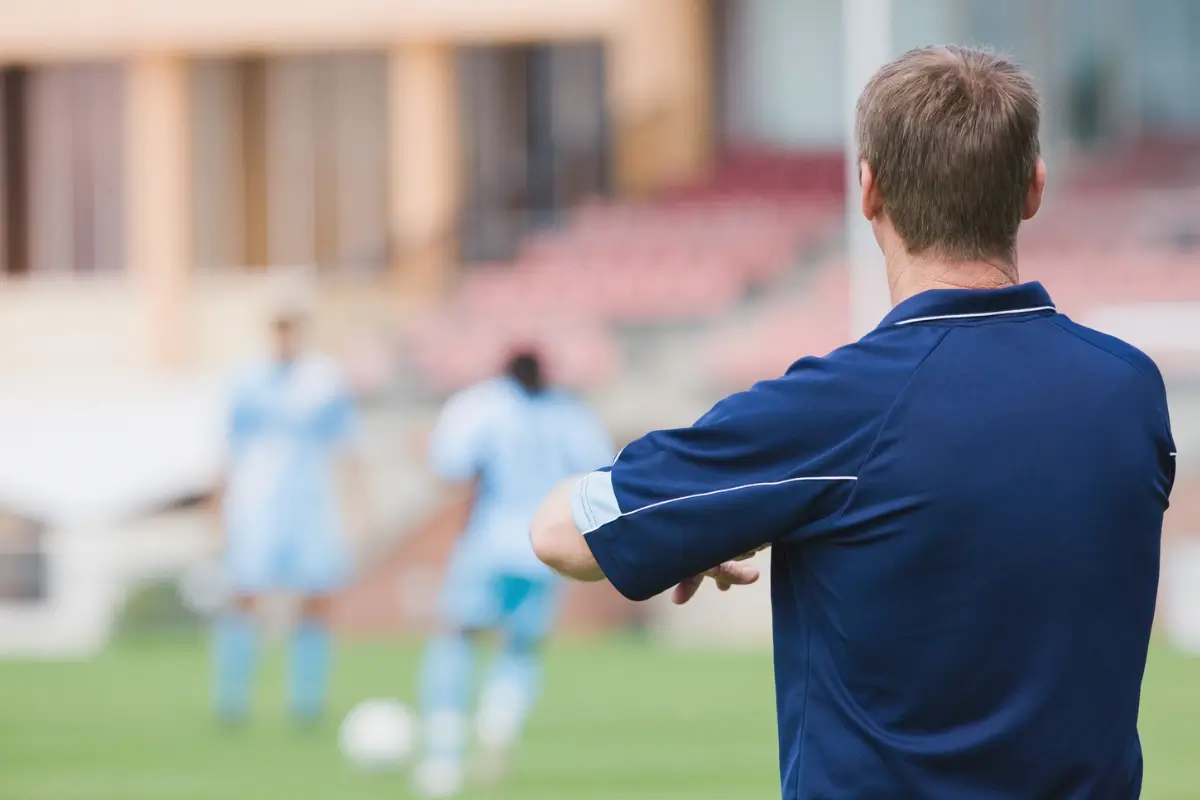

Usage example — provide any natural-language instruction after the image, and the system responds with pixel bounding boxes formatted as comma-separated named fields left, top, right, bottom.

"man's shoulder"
left=768, top=325, right=948, bottom=404
left=705, top=326, right=948, bottom=437
left=442, top=378, right=512, bottom=417
left=1047, top=315, right=1166, bottom=391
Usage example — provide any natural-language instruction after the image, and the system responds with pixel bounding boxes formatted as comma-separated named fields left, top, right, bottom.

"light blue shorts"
left=440, top=543, right=563, bottom=644
left=224, top=528, right=352, bottom=596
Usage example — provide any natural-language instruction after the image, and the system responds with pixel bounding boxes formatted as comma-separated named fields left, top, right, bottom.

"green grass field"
left=0, top=636, right=1197, bottom=799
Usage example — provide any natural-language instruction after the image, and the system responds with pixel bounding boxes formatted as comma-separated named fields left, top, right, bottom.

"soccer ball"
left=338, top=699, right=417, bottom=771
left=177, top=560, right=229, bottom=617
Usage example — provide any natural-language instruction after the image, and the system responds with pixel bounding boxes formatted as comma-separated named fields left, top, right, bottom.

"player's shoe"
left=412, top=757, right=464, bottom=799
left=472, top=701, right=522, bottom=787
left=473, top=742, right=511, bottom=788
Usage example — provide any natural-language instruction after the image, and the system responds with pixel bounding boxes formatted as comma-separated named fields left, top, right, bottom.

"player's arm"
left=213, top=376, right=252, bottom=550
left=531, top=482, right=763, bottom=601
left=531, top=377, right=857, bottom=603
left=425, top=386, right=490, bottom=510
left=324, top=380, right=372, bottom=545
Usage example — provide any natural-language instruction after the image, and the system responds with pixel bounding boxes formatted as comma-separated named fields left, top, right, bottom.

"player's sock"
left=475, top=638, right=540, bottom=775
left=289, top=619, right=331, bottom=722
left=417, top=633, right=475, bottom=765
left=213, top=611, right=258, bottom=723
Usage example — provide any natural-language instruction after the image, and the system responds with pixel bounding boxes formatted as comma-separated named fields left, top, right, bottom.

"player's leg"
left=213, top=593, right=260, bottom=724
left=414, top=625, right=481, bottom=797
left=413, top=548, right=496, bottom=798
left=290, top=593, right=335, bottom=723
left=287, top=525, right=353, bottom=723
left=214, top=528, right=274, bottom=724
left=474, top=574, right=561, bottom=782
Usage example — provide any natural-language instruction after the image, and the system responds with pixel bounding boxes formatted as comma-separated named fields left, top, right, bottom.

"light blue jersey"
left=223, top=354, right=358, bottom=594
left=430, top=377, right=612, bottom=632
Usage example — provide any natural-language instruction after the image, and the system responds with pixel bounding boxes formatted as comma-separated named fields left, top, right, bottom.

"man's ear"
left=1022, top=159, right=1046, bottom=221
left=860, top=161, right=883, bottom=222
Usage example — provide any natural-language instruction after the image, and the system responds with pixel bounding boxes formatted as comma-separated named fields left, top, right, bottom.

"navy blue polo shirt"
left=571, top=282, right=1176, bottom=798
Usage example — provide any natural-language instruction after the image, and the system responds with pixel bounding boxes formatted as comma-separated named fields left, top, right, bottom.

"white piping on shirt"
left=579, top=474, right=859, bottom=535
left=894, top=306, right=1057, bottom=326
left=624, top=475, right=859, bottom=518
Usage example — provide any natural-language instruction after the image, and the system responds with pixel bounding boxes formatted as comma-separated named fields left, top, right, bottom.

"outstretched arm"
left=530, top=374, right=858, bottom=604
left=531, top=477, right=764, bottom=604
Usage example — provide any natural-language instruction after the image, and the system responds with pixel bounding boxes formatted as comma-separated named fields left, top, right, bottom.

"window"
left=1, top=63, right=123, bottom=277
left=190, top=53, right=390, bottom=274
left=458, top=43, right=610, bottom=263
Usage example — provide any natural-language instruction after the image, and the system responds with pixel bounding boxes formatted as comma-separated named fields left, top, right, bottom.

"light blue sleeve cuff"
left=569, top=470, right=621, bottom=535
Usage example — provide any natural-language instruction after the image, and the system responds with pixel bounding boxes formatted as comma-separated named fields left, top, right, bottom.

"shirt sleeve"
left=428, top=386, right=492, bottom=483
left=570, top=378, right=860, bottom=601
left=305, top=362, right=361, bottom=453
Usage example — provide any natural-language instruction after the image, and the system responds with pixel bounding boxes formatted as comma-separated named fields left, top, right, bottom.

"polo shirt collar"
left=878, top=281, right=1056, bottom=329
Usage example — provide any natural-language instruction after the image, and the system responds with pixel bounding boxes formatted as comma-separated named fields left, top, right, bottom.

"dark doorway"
left=457, top=42, right=610, bottom=263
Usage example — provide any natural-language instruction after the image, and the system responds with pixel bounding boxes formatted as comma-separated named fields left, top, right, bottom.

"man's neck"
left=886, top=249, right=1019, bottom=307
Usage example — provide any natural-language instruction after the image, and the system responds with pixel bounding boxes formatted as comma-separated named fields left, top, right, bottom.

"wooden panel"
left=79, top=64, right=124, bottom=274
left=328, top=53, right=389, bottom=272
left=265, top=55, right=317, bottom=268
left=240, top=59, right=269, bottom=269
left=27, top=66, right=75, bottom=275
left=189, top=60, right=245, bottom=271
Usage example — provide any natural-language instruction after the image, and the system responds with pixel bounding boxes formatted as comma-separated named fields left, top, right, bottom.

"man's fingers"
left=672, top=574, right=704, bottom=605
left=707, top=560, right=760, bottom=586
left=673, top=560, right=761, bottom=604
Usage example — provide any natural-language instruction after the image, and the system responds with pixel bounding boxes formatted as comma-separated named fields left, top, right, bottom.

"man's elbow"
left=529, top=485, right=604, bottom=582
left=529, top=506, right=576, bottom=577
left=529, top=514, right=562, bottom=573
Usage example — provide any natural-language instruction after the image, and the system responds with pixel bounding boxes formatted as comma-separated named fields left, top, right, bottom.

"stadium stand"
left=405, top=142, right=1200, bottom=394
left=403, top=150, right=844, bottom=393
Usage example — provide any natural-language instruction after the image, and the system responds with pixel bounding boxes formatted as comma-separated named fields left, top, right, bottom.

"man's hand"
left=671, top=550, right=765, bottom=605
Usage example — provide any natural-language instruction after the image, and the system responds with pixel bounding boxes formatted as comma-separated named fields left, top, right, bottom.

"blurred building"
left=0, top=0, right=714, bottom=372
left=1, top=0, right=1198, bottom=370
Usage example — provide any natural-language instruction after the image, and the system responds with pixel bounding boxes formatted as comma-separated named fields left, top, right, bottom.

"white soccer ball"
left=177, top=560, right=229, bottom=617
left=339, top=699, right=417, bottom=771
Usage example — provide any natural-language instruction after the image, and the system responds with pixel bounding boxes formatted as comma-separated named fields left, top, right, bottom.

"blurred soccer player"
left=533, top=46, right=1176, bottom=798
left=214, top=300, right=362, bottom=725
left=413, top=350, right=612, bottom=798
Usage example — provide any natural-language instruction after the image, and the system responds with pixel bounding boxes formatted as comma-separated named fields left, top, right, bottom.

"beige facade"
left=0, top=0, right=713, bottom=370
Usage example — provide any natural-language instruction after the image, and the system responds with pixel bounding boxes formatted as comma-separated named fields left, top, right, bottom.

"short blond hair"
left=856, top=46, right=1041, bottom=262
